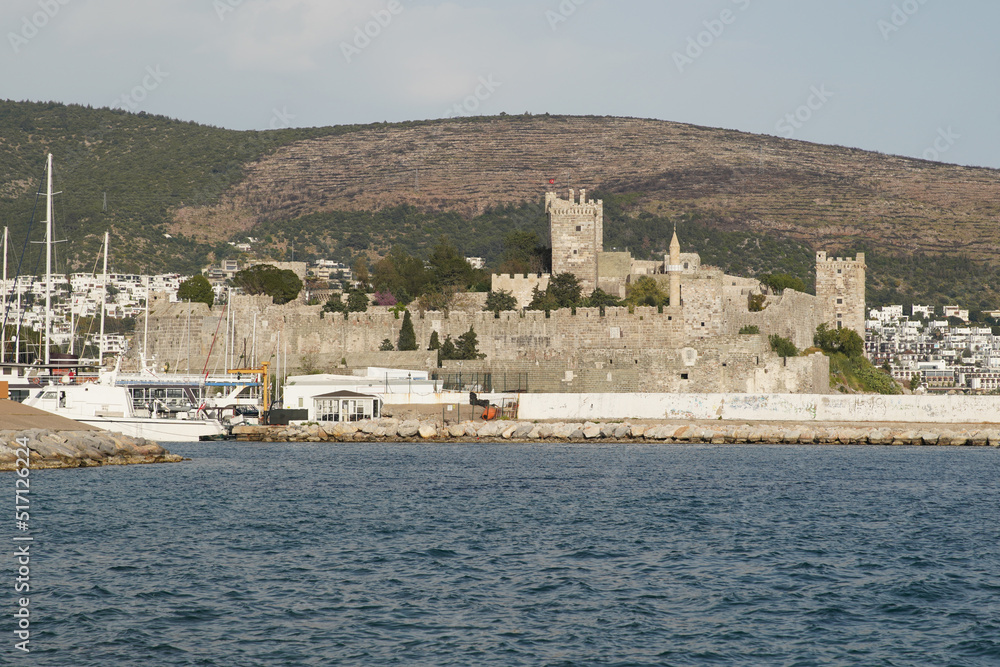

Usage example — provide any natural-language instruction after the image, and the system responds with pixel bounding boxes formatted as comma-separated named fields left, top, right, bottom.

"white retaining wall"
left=518, top=393, right=1000, bottom=424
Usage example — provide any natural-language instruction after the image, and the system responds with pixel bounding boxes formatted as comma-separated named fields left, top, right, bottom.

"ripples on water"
left=23, top=443, right=1000, bottom=665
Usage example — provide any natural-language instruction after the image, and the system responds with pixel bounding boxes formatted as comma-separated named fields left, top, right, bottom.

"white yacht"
left=23, top=379, right=226, bottom=442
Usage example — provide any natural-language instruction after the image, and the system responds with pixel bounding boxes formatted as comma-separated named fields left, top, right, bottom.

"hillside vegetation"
left=2, top=102, right=1000, bottom=309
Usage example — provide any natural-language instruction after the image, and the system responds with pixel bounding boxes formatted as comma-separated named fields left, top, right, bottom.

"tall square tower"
left=815, top=252, right=866, bottom=336
left=546, top=189, right=603, bottom=293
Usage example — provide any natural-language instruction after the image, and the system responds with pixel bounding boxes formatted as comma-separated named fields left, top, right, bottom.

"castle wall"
left=444, top=339, right=827, bottom=394
left=138, top=297, right=827, bottom=394
left=677, top=271, right=725, bottom=339
left=597, top=252, right=632, bottom=279
left=491, top=273, right=549, bottom=309
left=723, top=289, right=822, bottom=351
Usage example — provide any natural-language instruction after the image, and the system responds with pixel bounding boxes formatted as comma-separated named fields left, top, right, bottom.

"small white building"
left=313, top=391, right=383, bottom=423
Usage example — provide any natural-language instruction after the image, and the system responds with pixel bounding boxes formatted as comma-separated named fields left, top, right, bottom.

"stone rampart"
left=142, top=297, right=828, bottom=393
left=491, top=273, right=549, bottom=309
left=723, top=289, right=822, bottom=350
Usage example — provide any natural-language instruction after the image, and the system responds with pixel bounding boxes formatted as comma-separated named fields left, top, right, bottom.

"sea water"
left=19, top=442, right=1000, bottom=665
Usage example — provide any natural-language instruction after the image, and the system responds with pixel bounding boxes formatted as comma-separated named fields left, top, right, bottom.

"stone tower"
left=546, top=189, right=603, bottom=293
left=815, top=251, right=866, bottom=336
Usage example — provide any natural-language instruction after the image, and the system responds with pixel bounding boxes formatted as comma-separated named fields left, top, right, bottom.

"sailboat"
left=13, top=154, right=226, bottom=442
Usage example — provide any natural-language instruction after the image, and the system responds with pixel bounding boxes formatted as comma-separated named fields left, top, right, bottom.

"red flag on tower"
left=548, top=178, right=555, bottom=185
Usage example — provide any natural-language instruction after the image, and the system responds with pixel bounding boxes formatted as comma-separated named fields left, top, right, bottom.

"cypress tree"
left=397, top=310, right=417, bottom=350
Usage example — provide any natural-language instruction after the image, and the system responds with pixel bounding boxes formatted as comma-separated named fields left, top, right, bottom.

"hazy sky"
left=3, top=0, right=997, bottom=168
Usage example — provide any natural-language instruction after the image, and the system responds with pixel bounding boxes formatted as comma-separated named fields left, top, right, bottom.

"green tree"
left=769, top=334, right=799, bottom=358
left=498, top=230, right=549, bottom=274
left=456, top=325, right=484, bottom=360
left=623, top=276, right=668, bottom=307
left=484, top=289, right=518, bottom=314
left=177, top=274, right=215, bottom=308
left=397, top=310, right=417, bottom=351
left=352, top=257, right=370, bottom=289
left=428, top=331, right=441, bottom=350
left=428, top=236, right=473, bottom=288
left=583, top=288, right=620, bottom=308
left=379, top=338, right=395, bottom=351
left=547, top=273, right=582, bottom=308
left=814, top=323, right=864, bottom=359
left=439, top=335, right=457, bottom=361
left=346, top=289, right=370, bottom=312
left=322, top=292, right=347, bottom=313
left=439, top=326, right=484, bottom=361
left=232, top=264, right=302, bottom=304
left=527, top=284, right=559, bottom=311
left=372, top=245, right=430, bottom=303
left=739, top=325, right=760, bottom=334
left=760, top=273, right=808, bottom=294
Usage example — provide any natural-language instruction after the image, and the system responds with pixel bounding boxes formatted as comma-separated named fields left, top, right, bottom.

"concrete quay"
left=234, top=419, right=1000, bottom=447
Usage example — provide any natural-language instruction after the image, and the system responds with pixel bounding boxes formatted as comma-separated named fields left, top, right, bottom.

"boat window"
left=41, top=391, right=58, bottom=399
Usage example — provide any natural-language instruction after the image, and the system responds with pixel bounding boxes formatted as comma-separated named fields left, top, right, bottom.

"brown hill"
left=175, top=115, right=1000, bottom=258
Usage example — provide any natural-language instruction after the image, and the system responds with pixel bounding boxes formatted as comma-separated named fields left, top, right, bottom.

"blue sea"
left=15, top=442, right=1000, bottom=666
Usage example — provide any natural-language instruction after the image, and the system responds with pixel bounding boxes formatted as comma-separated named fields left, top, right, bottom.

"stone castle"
left=140, top=188, right=865, bottom=395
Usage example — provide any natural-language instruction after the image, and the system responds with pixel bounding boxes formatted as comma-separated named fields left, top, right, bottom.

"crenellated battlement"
left=491, top=273, right=550, bottom=309
left=545, top=188, right=603, bottom=213
left=816, top=251, right=866, bottom=265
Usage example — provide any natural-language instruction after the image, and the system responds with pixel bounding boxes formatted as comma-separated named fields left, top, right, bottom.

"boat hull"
left=77, top=417, right=225, bottom=442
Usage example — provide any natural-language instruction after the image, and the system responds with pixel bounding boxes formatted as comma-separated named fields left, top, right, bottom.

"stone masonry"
left=815, top=252, right=866, bottom=337
left=547, top=189, right=603, bottom=293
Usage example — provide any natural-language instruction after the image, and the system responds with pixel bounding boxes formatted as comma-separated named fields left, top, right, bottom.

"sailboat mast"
left=2, top=226, right=7, bottom=364
left=100, top=231, right=108, bottom=363
left=44, top=153, right=53, bottom=366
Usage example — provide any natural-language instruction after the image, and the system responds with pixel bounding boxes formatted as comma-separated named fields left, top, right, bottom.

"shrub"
left=739, top=325, right=760, bottom=335
left=769, top=334, right=799, bottom=358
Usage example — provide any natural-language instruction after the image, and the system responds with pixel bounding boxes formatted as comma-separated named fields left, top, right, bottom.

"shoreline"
left=0, top=429, right=183, bottom=471
left=234, top=419, right=1000, bottom=447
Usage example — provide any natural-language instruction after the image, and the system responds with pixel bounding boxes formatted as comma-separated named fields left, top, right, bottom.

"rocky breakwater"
left=0, top=429, right=183, bottom=470
left=234, top=419, right=1000, bottom=447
